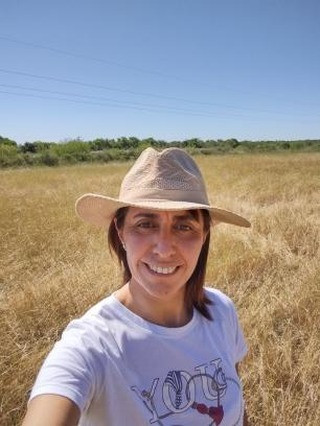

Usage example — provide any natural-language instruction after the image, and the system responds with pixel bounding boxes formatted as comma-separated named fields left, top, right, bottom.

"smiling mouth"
left=145, top=263, right=179, bottom=275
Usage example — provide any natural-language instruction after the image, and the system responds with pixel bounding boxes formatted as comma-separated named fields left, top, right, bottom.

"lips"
left=145, top=263, right=178, bottom=275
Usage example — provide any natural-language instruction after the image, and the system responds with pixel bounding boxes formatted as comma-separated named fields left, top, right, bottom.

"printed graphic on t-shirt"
left=131, top=357, right=242, bottom=426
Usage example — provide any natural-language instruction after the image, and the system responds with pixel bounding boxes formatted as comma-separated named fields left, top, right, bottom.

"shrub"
left=23, top=153, right=37, bottom=166
left=91, top=151, right=113, bottom=163
left=51, top=140, right=90, bottom=157
left=0, top=136, right=17, bottom=147
left=0, top=143, right=18, bottom=159
left=0, top=144, right=22, bottom=167
left=40, top=152, right=59, bottom=166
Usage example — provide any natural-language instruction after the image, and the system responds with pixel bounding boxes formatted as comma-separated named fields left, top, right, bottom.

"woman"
left=23, top=147, right=250, bottom=426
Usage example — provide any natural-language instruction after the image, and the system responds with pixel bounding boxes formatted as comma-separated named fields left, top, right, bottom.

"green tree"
left=21, top=142, right=37, bottom=153
left=0, top=136, right=17, bottom=147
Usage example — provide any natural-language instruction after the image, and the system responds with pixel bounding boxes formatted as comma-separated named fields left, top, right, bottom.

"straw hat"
left=75, top=147, right=251, bottom=228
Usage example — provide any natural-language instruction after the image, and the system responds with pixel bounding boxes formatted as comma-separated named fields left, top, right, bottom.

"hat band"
left=119, top=187, right=210, bottom=206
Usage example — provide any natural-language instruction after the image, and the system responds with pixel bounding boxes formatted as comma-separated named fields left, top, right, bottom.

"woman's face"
left=116, top=207, right=207, bottom=302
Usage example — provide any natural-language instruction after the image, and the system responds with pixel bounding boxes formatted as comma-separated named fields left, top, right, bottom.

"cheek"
left=124, top=232, right=152, bottom=265
left=125, top=232, right=149, bottom=249
left=180, top=237, right=204, bottom=261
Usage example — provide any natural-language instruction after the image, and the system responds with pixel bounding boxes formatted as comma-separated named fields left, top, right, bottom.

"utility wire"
left=1, top=89, right=315, bottom=124
left=1, top=33, right=319, bottom=109
left=0, top=34, right=189, bottom=83
left=0, top=67, right=313, bottom=117
left=0, top=89, right=237, bottom=118
left=0, top=82, right=245, bottom=116
left=0, top=82, right=314, bottom=119
left=0, top=67, right=249, bottom=110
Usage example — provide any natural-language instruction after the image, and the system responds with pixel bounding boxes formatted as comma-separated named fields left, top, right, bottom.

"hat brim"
left=75, top=193, right=251, bottom=228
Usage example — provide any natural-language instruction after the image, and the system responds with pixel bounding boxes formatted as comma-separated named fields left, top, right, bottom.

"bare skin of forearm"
left=22, top=394, right=80, bottom=426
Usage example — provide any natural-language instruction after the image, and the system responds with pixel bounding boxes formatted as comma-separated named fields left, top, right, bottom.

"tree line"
left=0, top=135, right=319, bottom=168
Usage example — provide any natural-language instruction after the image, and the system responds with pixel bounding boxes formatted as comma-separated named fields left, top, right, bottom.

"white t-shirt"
left=30, top=287, right=247, bottom=426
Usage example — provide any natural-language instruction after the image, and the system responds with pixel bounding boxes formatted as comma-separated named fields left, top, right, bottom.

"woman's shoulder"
left=203, top=286, right=238, bottom=319
left=61, top=294, right=119, bottom=341
left=204, top=286, right=234, bottom=305
left=82, top=293, right=117, bottom=319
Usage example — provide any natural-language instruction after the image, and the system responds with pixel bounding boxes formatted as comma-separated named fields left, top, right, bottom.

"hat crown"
left=119, top=147, right=209, bottom=204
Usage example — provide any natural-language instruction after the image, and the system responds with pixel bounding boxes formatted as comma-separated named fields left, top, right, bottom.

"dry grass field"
left=1, top=152, right=319, bottom=425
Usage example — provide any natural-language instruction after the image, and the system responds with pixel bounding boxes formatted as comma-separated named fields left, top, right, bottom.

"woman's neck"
left=115, top=282, right=192, bottom=328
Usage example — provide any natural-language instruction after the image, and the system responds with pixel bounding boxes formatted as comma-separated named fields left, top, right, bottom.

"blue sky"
left=0, top=0, right=319, bottom=143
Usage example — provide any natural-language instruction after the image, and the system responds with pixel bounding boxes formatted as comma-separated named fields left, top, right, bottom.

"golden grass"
left=1, top=153, right=319, bottom=425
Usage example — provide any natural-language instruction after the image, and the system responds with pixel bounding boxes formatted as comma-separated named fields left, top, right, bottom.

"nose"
left=152, top=228, right=176, bottom=258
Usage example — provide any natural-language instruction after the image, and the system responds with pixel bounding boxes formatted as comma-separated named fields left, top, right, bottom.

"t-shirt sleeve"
left=228, top=298, right=248, bottom=364
left=206, top=288, right=248, bottom=364
left=29, top=319, right=104, bottom=413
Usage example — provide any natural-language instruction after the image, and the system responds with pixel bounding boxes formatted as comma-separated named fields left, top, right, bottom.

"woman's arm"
left=235, top=363, right=249, bottom=426
left=22, top=394, right=80, bottom=426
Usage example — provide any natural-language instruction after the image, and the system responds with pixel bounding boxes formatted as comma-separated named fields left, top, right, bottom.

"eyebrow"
left=132, top=212, right=199, bottom=222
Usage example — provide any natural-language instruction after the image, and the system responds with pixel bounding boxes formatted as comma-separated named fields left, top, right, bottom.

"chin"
left=142, top=281, right=186, bottom=301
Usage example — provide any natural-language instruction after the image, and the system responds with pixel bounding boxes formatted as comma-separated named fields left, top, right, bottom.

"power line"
left=0, top=34, right=190, bottom=83
left=1, top=33, right=319, bottom=111
left=0, top=82, right=315, bottom=120
left=1, top=89, right=316, bottom=124
left=0, top=89, right=237, bottom=118
left=0, top=67, right=243, bottom=109
left=0, top=67, right=314, bottom=117
left=0, top=83, right=239, bottom=116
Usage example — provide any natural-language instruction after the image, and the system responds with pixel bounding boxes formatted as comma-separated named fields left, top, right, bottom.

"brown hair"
left=108, top=207, right=213, bottom=320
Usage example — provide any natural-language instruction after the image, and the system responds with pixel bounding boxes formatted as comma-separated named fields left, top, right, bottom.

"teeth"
left=148, top=264, right=176, bottom=274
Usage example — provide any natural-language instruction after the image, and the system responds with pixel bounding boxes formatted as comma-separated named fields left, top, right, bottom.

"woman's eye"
left=137, top=222, right=155, bottom=229
left=176, top=224, right=192, bottom=231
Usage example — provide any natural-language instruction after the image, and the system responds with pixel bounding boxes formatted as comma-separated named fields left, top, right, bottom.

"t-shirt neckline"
left=109, top=293, right=200, bottom=337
